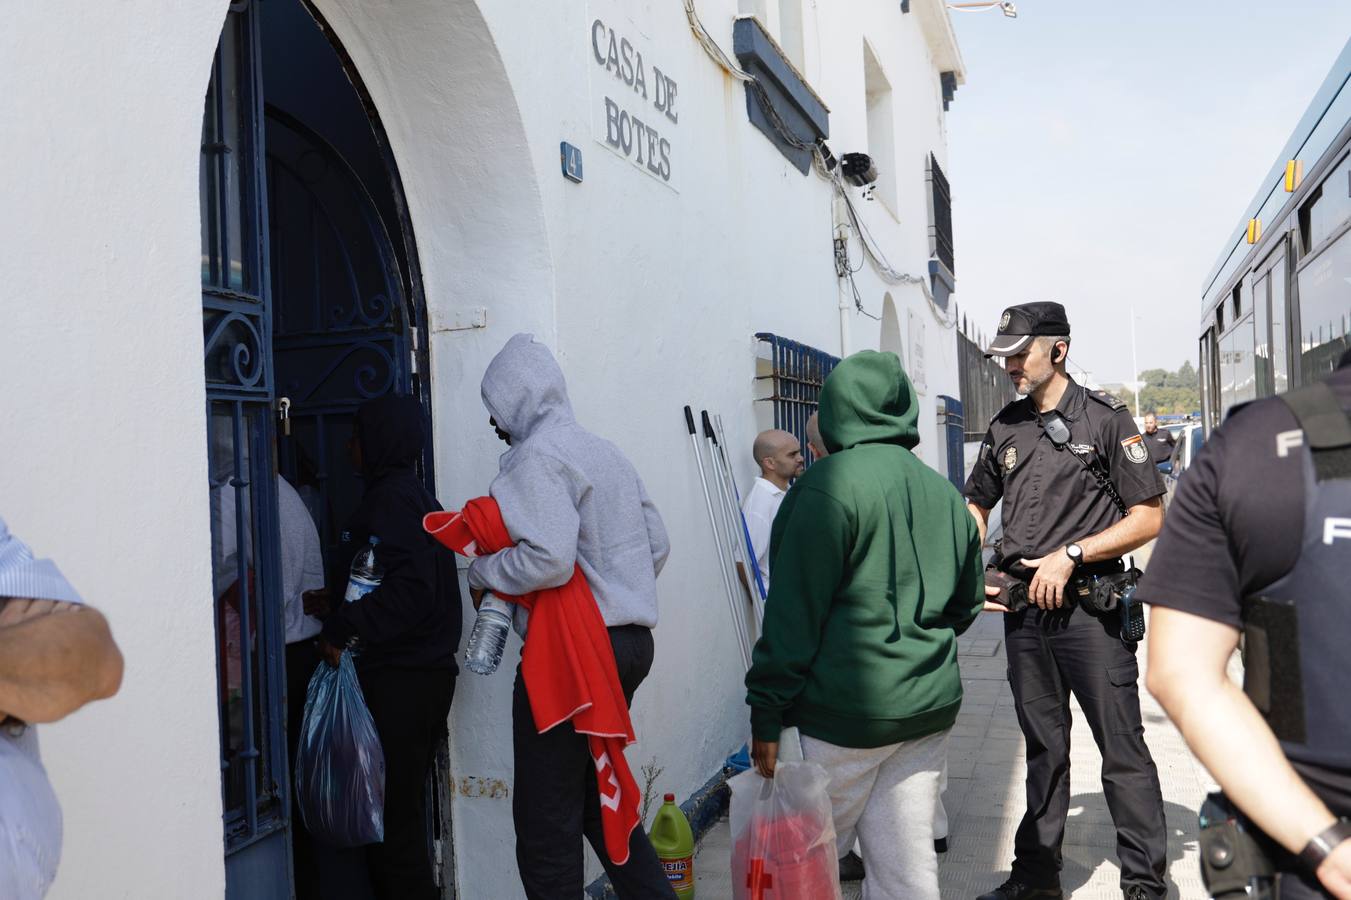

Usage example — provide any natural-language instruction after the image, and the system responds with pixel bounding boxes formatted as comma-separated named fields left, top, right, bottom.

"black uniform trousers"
left=316, top=664, right=455, bottom=900
left=1004, top=605, right=1168, bottom=896
left=512, top=624, right=676, bottom=900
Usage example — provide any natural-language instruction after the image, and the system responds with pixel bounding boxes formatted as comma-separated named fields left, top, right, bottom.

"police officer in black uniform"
left=1142, top=348, right=1351, bottom=900
left=1142, top=414, right=1177, bottom=466
left=965, top=302, right=1169, bottom=900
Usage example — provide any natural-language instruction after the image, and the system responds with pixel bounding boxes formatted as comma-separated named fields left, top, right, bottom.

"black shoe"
left=838, top=850, right=864, bottom=882
left=934, top=836, right=949, bottom=854
left=1123, top=886, right=1155, bottom=900
left=975, top=879, right=1063, bottom=900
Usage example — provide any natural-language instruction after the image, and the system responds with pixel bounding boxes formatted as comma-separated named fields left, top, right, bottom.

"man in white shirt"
left=740, top=429, right=804, bottom=593
left=277, top=475, right=326, bottom=900
left=213, top=471, right=325, bottom=899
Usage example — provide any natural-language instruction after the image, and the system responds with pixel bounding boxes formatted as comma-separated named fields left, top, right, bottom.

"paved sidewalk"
left=693, top=610, right=1212, bottom=899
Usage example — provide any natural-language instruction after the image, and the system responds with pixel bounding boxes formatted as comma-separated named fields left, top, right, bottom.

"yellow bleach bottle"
left=650, top=793, right=695, bottom=897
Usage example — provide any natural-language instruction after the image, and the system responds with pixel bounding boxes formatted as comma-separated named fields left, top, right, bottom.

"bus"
left=1199, top=38, right=1351, bottom=431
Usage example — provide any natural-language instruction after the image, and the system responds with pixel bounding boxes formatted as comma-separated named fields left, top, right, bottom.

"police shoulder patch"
left=1088, top=390, right=1128, bottom=411
left=1002, top=445, right=1018, bottom=470
left=1120, top=433, right=1149, bottom=464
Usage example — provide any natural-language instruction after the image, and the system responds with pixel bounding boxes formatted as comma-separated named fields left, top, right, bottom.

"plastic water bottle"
left=464, top=594, right=513, bottom=675
left=344, top=537, right=383, bottom=603
left=343, top=537, right=382, bottom=654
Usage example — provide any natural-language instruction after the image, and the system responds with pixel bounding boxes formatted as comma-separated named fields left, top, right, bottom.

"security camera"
left=1000, top=1, right=1017, bottom=17
left=841, top=153, right=878, bottom=188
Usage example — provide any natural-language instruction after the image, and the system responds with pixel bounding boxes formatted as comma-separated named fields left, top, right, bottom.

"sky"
left=947, top=1, right=1351, bottom=387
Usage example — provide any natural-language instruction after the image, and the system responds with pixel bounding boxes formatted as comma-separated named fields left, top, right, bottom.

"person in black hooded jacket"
left=312, top=393, right=461, bottom=900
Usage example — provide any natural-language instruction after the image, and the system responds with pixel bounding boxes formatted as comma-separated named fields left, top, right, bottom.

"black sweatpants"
left=316, top=665, right=455, bottom=900
left=512, top=624, right=676, bottom=900
left=1004, top=605, right=1168, bottom=897
left=286, top=639, right=323, bottom=900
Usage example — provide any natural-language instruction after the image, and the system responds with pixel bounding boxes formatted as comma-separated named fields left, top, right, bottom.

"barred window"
left=927, top=153, right=954, bottom=276
left=754, top=333, right=840, bottom=465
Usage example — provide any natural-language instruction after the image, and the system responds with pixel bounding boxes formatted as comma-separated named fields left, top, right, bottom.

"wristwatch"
left=1064, top=543, right=1084, bottom=568
left=1299, top=819, right=1351, bottom=872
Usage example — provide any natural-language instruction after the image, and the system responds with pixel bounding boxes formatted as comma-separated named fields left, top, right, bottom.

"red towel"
left=424, top=498, right=641, bottom=866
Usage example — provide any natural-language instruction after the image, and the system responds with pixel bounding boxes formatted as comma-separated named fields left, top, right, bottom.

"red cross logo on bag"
left=747, top=857, right=774, bottom=899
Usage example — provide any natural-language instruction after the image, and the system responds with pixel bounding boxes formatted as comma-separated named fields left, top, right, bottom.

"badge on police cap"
left=1120, top=434, right=1148, bottom=464
left=999, top=311, right=1012, bottom=330
left=1003, top=446, right=1018, bottom=471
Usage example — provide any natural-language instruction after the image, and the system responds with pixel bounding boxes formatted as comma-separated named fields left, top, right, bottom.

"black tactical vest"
left=1241, top=380, right=1351, bottom=769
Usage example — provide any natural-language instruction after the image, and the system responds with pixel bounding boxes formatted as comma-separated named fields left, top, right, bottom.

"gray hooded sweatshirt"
left=467, top=334, right=670, bottom=628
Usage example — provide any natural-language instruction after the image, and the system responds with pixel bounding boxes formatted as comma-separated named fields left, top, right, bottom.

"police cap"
left=984, top=302, right=1072, bottom=358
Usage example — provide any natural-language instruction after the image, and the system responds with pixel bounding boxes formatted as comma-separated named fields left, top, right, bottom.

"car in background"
left=1161, top=423, right=1205, bottom=505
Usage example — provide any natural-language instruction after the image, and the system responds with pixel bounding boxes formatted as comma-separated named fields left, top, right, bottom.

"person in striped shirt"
left=0, top=515, right=123, bottom=899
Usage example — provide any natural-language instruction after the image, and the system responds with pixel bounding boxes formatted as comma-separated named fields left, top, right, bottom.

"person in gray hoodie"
left=468, top=333, right=675, bottom=900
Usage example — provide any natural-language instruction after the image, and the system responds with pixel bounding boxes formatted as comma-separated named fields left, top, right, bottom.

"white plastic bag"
left=0, top=729, right=62, bottom=900
left=729, top=760, right=842, bottom=900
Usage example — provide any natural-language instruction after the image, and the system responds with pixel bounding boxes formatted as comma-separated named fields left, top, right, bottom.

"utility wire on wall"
left=683, top=0, right=955, bottom=330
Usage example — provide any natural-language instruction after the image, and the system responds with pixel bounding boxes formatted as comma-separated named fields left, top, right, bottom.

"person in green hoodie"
left=745, top=349, right=985, bottom=900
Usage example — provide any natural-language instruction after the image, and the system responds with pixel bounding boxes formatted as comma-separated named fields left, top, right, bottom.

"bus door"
left=1253, top=239, right=1291, bottom=397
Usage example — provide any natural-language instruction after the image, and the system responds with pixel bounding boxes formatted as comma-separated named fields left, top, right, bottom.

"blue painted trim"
left=929, top=259, right=955, bottom=311
left=941, top=71, right=958, bottom=111
left=732, top=17, right=829, bottom=174
left=583, top=766, right=734, bottom=898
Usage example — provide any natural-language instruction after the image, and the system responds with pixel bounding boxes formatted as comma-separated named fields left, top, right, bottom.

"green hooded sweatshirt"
left=745, top=350, right=985, bottom=748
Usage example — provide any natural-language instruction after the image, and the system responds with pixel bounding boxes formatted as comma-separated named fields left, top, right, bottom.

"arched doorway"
left=198, top=2, right=435, bottom=897
left=880, top=292, right=904, bottom=362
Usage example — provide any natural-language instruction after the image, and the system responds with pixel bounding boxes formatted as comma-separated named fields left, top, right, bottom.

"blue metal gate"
left=201, top=3, right=292, bottom=896
left=937, top=395, right=965, bottom=490
left=265, top=107, right=414, bottom=558
left=202, top=4, right=447, bottom=892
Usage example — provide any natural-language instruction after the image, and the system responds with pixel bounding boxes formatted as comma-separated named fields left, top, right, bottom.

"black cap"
left=984, top=302, right=1071, bottom=357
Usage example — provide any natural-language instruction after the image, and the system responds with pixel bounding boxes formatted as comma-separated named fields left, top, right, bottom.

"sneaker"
left=934, top=836, right=949, bottom=854
left=975, top=879, right=1063, bottom=900
left=1122, top=886, right=1155, bottom=900
left=838, top=850, right=864, bottom=882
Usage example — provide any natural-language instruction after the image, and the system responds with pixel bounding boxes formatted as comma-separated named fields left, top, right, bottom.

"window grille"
left=927, top=154, right=955, bottom=275
left=755, top=333, right=840, bottom=465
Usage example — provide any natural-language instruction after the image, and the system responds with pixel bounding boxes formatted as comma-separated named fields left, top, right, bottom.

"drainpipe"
left=833, top=191, right=852, bottom=358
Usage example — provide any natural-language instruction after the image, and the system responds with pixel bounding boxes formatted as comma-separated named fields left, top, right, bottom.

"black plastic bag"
left=294, top=651, right=385, bottom=847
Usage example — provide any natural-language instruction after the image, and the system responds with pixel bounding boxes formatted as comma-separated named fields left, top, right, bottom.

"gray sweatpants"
left=801, top=728, right=950, bottom=900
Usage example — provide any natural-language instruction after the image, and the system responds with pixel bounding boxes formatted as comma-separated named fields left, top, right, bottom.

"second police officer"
left=1142, top=348, right=1351, bottom=899
left=964, top=302, right=1169, bottom=900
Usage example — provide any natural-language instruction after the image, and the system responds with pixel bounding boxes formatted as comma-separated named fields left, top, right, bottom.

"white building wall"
left=0, top=2, right=234, bottom=897
left=0, top=0, right=966, bottom=897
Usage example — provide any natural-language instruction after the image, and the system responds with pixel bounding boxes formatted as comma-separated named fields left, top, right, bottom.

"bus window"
left=1199, top=329, right=1215, bottom=431
left=1299, top=152, right=1351, bottom=254
left=1297, top=225, right=1351, bottom=379
left=1220, top=315, right=1257, bottom=419
left=1254, top=272, right=1271, bottom=396
left=1269, top=253, right=1288, bottom=394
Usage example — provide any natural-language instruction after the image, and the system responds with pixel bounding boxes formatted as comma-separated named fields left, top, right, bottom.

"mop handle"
left=712, top=414, right=768, bottom=604
left=685, top=405, right=752, bottom=671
